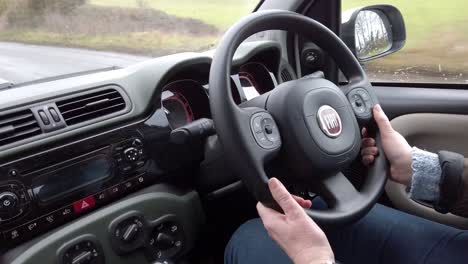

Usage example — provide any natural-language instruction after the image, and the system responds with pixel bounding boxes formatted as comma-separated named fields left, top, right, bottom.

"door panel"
left=374, top=86, right=468, bottom=228
left=387, top=114, right=468, bottom=229
left=376, top=86, right=468, bottom=119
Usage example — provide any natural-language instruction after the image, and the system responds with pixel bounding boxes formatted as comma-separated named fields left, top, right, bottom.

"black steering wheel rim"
left=209, top=10, right=388, bottom=225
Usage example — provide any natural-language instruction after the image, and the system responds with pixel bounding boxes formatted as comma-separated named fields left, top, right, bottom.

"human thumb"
left=373, top=104, right=393, bottom=135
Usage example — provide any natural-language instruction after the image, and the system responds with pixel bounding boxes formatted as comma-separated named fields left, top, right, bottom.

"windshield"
left=0, top=0, right=258, bottom=84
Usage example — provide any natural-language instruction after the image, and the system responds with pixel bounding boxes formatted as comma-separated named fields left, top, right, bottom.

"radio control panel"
left=0, top=136, right=157, bottom=248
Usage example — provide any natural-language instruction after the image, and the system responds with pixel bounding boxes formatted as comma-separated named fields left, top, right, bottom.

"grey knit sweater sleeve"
left=408, top=147, right=442, bottom=201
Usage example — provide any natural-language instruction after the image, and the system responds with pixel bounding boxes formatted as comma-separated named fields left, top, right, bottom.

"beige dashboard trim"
left=386, top=113, right=468, bottom=229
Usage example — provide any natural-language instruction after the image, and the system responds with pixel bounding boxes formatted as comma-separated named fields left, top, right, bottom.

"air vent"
left=56, top=89, right=126, bottom=126
left=0, top=109, right=42, bottom=147
left=280, top=68, right=293, bottom=83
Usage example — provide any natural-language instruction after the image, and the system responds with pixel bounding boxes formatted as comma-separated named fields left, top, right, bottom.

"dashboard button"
left=73, top=196, right=95, bottom=214
left=58, top=205, right=74, bottom=219
left=136, top=160, right=146, bottom=168
left=94, top=191, right=109, bottom=205
left=8, top=169, right=18, bottom=177
left=48, top=108, right=61, bottom=122
left=108, top=184, right=122, bottom=197
left=42, top=213, right=57, bottom=226
left=4, top=226, right=24, bottom=242
left=120, top=165, right=133, bottom=174
left=24, top=220, right=40, bottom=233
left=135, top=174, right=147, bottom=185
left=38, top=110, right=50, bottom=125
left=122, top=180, right=135, bottom=192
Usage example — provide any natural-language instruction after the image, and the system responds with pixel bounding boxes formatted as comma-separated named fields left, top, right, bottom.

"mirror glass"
left=355, top=10, right=393, bottom=60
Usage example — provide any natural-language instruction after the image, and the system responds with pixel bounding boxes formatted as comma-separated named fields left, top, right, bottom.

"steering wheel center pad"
left=267, top=78, right=361, bottom=177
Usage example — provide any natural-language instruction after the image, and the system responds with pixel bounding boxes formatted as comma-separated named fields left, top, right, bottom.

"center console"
left=0, top=118, right=205, bottom=264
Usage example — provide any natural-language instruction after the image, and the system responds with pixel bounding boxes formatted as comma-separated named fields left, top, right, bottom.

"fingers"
left=361, top=137, right=377, bottom=166
left=362, top=137, right=376, bottom=148
left=373, top=104, right=393, bottom=134
left=361, top=146, right=379, bottom=156
left=362, top=155, right=375, bottom=166
left=257, top=202, right=282, bottom=220
left=292, top=195, right=312, bottom=209
left=361, top=127, right=368, bottom=138
left=257, top=202, right=283, bottom=236
left=268, top=178, right=304, bottom=217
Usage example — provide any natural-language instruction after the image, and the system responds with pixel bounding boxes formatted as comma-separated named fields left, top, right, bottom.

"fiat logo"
left=317, top=105, right=342, bottom=138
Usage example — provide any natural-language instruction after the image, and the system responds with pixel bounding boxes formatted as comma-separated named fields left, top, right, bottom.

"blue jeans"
left=225, top=204, right=468, bottom=264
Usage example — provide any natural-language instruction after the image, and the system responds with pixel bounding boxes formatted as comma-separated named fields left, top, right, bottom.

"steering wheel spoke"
left=321, top=172, right=361, bottom=211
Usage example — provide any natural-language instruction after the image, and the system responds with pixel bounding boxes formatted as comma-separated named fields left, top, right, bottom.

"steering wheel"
left=209, top=10, right=388, bottom=224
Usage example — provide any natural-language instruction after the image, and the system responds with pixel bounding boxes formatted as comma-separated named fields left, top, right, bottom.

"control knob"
left=123, top=147, right=141, bottom=162
left=0, top=191, right=19, bottom=216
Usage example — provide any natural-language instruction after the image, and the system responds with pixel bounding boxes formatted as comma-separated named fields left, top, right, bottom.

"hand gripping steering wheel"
left=209, top=10, right=388, bottom=224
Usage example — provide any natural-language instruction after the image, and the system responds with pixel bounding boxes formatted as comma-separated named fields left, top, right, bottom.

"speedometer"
left=162, top=90, right=194, bottom=129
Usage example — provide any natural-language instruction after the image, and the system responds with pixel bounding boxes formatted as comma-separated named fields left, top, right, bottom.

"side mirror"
left=341, top=4, right=406, bottom=62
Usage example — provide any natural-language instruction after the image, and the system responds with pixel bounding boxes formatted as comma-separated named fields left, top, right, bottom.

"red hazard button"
left=73, top=195, right=96, bottom=213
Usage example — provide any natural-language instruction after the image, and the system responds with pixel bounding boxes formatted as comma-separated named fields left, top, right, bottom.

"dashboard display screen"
left=32, top=155, right=112, bottom=204
left=239, top=76, right=260, bottom=101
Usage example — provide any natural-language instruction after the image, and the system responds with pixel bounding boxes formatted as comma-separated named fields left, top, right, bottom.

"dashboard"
left=0, top=41, right=293, bottom=264
left=161, top=61, right=278, bottom=129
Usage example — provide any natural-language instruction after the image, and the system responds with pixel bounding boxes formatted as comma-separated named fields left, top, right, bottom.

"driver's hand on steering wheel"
left=257, top=178, right=335, bottom=264
left=361, top=104, right=413, bottom=186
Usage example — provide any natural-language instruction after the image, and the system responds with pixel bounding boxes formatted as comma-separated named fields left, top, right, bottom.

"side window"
left=344, top=0, right=468, bottom=84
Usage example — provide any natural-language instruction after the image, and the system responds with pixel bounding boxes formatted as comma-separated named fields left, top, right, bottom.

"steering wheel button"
left=354, top=100, right=363, bottom=107
left=358, top=90, right=370, bottom=100
left=257, top=133, right=273, bottom=146
left=252, top=116, right=263, bottom=133
left=266, top=134, right=279, bottom=142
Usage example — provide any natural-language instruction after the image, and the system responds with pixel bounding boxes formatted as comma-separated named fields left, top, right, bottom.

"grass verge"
left=0, top=30, right=217, bottom=56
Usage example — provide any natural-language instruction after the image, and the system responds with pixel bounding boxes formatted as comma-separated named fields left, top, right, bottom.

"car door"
left=343, top=0, right=468, bottom=228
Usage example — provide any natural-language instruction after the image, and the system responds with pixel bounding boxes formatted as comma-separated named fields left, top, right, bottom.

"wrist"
left=390, top=148, right=413, bottom=186
left=293, top=248, right=334, bottom=264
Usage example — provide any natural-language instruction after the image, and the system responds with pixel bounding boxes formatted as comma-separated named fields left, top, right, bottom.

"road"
left=1, top=41, right=466, bottom=85
left=0, top=42, right=150, bottom=84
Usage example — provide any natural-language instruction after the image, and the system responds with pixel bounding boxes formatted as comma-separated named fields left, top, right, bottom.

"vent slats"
left=0, top=109, right=42, bottom=147
left=281, top=69, right=293, bottom=82
left=0, top=112, right=34, bottom=127
left=57, top=90, right=120, bottom=109
left=56, top=89, right=126, bottom=126
left=64, top=103, right=126, bottom=124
